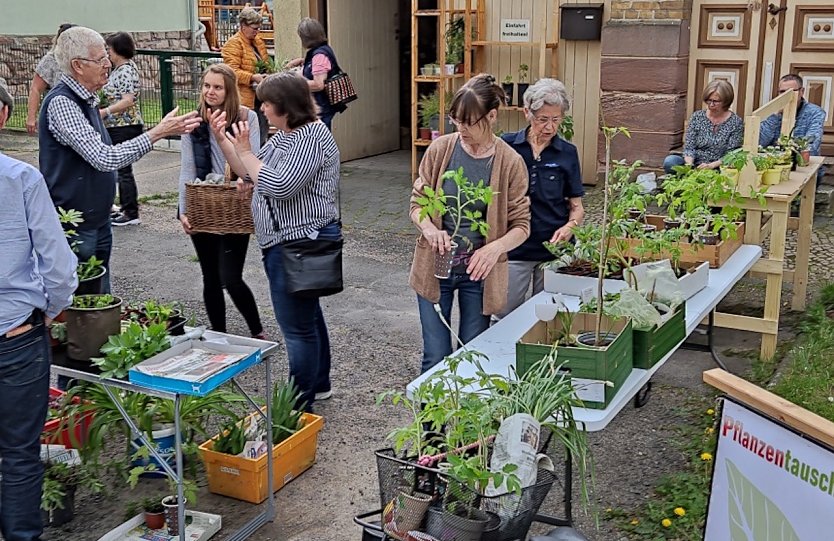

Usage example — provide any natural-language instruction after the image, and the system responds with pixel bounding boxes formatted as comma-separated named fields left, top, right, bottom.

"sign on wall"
left=705, top=399, right=834, bottom=540
left=500, top=19, right=530, bottom=42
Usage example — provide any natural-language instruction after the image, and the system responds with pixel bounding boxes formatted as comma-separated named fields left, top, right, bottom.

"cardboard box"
left=632, top=302, right=686, bottom=369
left=516, top=313, right=633, bottom=409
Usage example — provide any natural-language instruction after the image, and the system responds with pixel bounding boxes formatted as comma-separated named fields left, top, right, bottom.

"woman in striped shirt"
left=210, top=72, right=341, bottom=411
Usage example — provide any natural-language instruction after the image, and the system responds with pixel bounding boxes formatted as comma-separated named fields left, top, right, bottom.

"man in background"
left=0, top=76, right=78, bottom=541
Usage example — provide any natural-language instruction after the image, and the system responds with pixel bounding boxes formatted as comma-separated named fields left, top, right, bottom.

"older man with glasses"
left=0, top=76, right=78, bottom=541
left=39, top=26, right=200, bottom=294
left=759, top=74, right=827, bottom=184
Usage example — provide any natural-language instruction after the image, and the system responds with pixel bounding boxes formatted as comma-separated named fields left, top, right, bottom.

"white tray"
left=97, top=510, right=221, bottom=541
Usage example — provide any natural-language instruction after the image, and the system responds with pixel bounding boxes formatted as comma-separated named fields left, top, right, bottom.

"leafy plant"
left=271, top=378, right=304, bottom=445
left=72, top=294, right=117, bottom=309
left=142, top=300, right=178, bottom=326
left=720, top=148, right=750, bottom=171
left=502, top=74, right=513, bottom=85
left=213, top=415, right=248, bottom=455
left=92, top=322, right=170, bottom=379
left=41, top=460, right=104, bottom=512
left=558, top=114, right=574, bottom=142
left=518, top=63, right=529, bottom=84
left=254, top=57, right=277, bottom=74
left=418, top=91, right=439, bottom=130
left=751, top=153, right=775, bottom=171
left=444, top=17, right=466, bottom=64
left=76, top=255, right=105, bottom=281
left=416, top=166, right=494, bottom=249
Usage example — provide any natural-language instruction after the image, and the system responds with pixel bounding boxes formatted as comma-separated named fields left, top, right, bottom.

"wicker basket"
left=185, top=180, right=254, bottom=234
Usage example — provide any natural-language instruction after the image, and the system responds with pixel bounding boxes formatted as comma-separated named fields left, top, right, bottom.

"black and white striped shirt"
left=252, top=121, right=340, bottom=249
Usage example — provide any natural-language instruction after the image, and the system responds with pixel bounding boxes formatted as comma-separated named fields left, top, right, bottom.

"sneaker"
left=112, top=213, right=141, bottom=226
left=314, top=390, right=332, bottom=401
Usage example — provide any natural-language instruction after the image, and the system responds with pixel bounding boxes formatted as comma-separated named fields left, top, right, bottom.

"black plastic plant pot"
left=42, top=486, right=76, bottom=527
left=516, top=83, right=530, bottom=107
left=576, top=331, right=618, bottom=347
left=696, top=233, right=720, bottom=246
left=65, top=296, right=122, bottom=361
left=167, top=315, right=187, bottom=336
left=628, top=208, right=643, bottom=220
left=501, top=83, right=514, bottom=106
left=642, top=224, right=657, bottom=234
left=74, top=267, right=107, bottom=296
left=663, top=218, right=682, bottom=229
left=425, top=505, right=488, bottom=541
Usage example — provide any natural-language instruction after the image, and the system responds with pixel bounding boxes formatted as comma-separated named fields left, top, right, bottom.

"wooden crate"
left=616, top=215, right=745, bottom=268
left=516, top=313, right=633, bottom=410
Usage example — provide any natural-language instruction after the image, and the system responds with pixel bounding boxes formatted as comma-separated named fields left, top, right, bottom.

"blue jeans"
left=0, top=312, right=51, bottom=541
left=417, top=273, right=491, bottom=373
left=71, top=222, right=113, bottom=293
left=319, top=112, right=334, bottom=131
left=262, top=223, right=340, bottom=410
left=663, top=154, right=686, bottom=174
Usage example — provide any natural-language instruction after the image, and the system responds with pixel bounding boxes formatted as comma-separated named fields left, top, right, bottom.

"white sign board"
left=705, top=399, right=834, bottom=540
left=500, top=19, right=530, bottom=42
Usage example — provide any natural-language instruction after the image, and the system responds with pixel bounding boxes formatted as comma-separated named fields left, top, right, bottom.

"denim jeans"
left=319, top=112, right=335, bottom=131
left=0, top=312, right=51, bottom=541
left=107, top=124, right=144, bottom=217
left=663, top=154, right=686, bottom=174
left=70, top=222, right=113, bottom=293
left=417, top=273, right=490, bottom=373
left=261, top=222, right=340, bottom=410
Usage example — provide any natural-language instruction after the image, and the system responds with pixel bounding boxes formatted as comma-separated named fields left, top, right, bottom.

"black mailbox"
left=560, top=4, right=604, bottom=41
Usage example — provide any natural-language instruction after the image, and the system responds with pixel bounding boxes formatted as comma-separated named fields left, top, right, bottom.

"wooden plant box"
left=516, top=313, right=633, bottom=410
left=199, top=412, right=323, bottom=504
left=632, top=302, right=686, bottom=370
left=616, top=215, right=745, bottom=268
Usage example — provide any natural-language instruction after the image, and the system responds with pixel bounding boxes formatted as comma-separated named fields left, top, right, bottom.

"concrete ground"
left=1, top=130, right=831, bottom=540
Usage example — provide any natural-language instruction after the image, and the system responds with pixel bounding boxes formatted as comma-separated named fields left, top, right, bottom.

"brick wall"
left=610, top=0, right=693, bottom=21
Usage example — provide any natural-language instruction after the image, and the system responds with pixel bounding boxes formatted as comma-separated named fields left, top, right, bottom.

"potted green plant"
left=445, top=17, right=465, bottom=74
left=92, top=321, right=170, bottom=379
left=124, top=496, right=166, bottom=530
left=751, top=153, right=774, bottom=185
left=755, top=152, right=782, bottom=185
left=719, top=148, right=750, bottom=185
left=65, top=294, right=123, bottom=363
left=414, top=166, right=494, bottom=279
left=516, top=63, right=530, bottom=107
left=418, top=92, right=437, bottom=141
left=57, top=207, right=107, bottom=295
left=778, top=133, right=812, bottom=168
left=41, top=459, right=104, bottom=527
left=501, top=74, right=514, bottom=106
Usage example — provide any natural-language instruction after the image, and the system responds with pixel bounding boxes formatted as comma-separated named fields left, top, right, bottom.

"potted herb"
left=125, top=496, right=166, bottom=530
left=778, top=133, right=812, bottom=168
left=92, top=321, right=170, bottom=379
left=65, top=294, right=123, bottom=363
left=41, top=459, right=103, bottom=527
left=516, top=63, right=530, bottom=107
left=414, top=166, right=494, bottom=279
left=756, top=152, right=781, bottom=185
left=58, top=207, right=107, bottom=295
left=418, top=92, right=437, bottom=141
left=444, top=17, right=465, bottom=74
left=719, top=148, right=750, bottom=186
left=751, top=153, right=774, bottom=185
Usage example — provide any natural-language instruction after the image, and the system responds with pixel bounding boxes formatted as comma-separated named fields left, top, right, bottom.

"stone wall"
left=0, top=30, right=193, bottom=100
left=599, top=3, right=693, bottom=171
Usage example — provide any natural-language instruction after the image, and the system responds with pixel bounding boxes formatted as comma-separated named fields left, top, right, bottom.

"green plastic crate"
left=516, top=313, right=634, bottom=410
left=632, top=301, right=686, bottom=370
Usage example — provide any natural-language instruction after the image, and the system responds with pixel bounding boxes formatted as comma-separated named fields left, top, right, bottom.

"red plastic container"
left=42, top=388, right=94, bottom=449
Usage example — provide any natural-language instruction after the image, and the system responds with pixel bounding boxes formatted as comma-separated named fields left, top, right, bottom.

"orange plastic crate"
left=199, top=412, right=323, bottom=504
left=42, top=388, right=94, bottom=449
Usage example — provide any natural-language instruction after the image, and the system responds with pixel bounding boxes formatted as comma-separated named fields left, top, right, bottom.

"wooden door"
left=689, top=0, right=833, bottom=154
left=327, top=0, right=400, bottom=161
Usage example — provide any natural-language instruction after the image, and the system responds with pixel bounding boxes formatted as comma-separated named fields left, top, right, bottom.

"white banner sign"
left=705, top=399, right=834, bottom=540
left=500, top=19, right=530, bottom=42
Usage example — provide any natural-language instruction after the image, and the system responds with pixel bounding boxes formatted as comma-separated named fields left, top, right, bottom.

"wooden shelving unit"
left=469, top=0, right=558, bottom=118
left=410, top=0, right=476, bottom=176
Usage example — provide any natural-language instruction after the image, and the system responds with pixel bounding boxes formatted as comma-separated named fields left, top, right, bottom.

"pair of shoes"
left=110, top=205, right=121, bottom=218
left=112, top=213, right=141, bottom=226
left=314, top=390, right=332, bottom=401
left=252, top=332, right=267, bottom=340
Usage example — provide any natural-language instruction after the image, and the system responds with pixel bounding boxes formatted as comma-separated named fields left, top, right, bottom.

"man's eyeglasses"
left=704, top=99, right=722, bottom=105
left=532, top=115, right=562, bottom=126
left=76, top=55, right=110, bottom=67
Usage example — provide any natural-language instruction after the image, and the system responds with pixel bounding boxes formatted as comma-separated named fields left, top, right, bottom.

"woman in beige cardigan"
left=409, top=74, right=531, bottom=373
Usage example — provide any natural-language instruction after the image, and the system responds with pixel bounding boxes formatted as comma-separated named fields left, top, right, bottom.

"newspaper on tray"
left=133, top=346, right=247, bottom=383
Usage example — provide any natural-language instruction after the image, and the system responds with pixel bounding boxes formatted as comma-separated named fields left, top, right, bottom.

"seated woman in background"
left=178, top=63, right=265, bottom=341
left=663, top=79, right=744, bottom=173
left=496, top=78, right=585, bottom=319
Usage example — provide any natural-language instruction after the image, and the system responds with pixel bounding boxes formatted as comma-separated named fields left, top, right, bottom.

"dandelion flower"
left=662, top=518, right=672, bottom=528
left=707, top=408, right=715, bottom=415
left=674, top=507, right=686, bottom=517
left=701, top=452, right=713, bottom=461
left=630, top=518, right=639, bottom=526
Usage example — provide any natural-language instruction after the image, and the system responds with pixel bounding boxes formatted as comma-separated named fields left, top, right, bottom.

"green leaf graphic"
left=726, top=458, right=801, bottom=541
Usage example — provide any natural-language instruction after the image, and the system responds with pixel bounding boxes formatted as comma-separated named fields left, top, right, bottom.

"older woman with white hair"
left=497, top=78, right=585, bottom=318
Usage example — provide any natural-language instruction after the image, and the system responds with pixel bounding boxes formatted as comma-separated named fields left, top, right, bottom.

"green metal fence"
left=0, top=45, right=220, bottom=132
